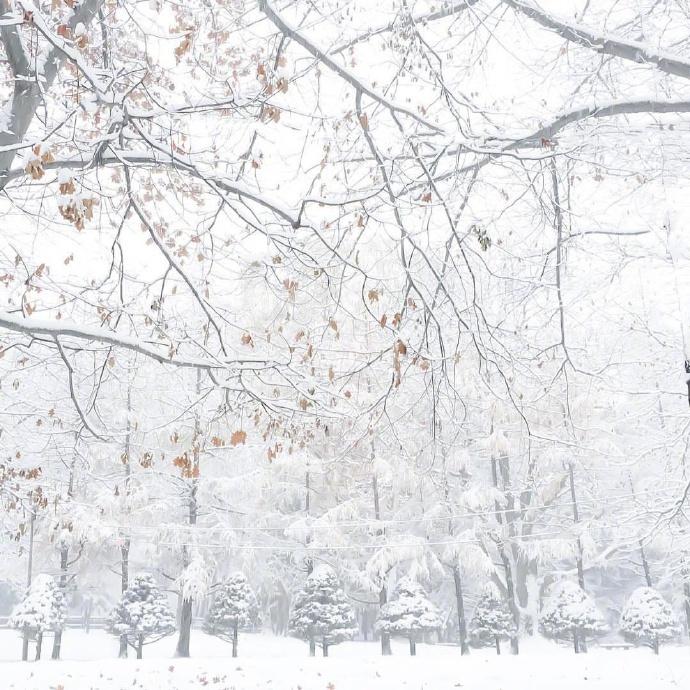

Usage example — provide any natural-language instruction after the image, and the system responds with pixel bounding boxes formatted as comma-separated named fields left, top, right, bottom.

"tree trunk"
left=652, top=637, right=659, bottom=655
left=322, top=638, right=329, bottom=657
left=137, top=634, right=143, bottom=659
left=409, top=637, right=416, bottom=656
left=119, top=540, right=130, bottom=658
left=35, top=632, right=42, bottom=661
left=309, top=637, right=315, bottom=657
left=232, top=622, right=238, bottom=658
left=52, top=544, right=69, bottom=660
left=452, top=566, right=469, bottom=654
left=372, top=473, right=392, bottom=656
left=639, top=541, right=653, bottom=587
left=175, top=376, right=199, bottom=658
left=684, top=577, right=690, bottom=643
left=492, top=456, right=520, bottom=655
left=573, top=630, right=579, bottom=654
left=176, top=597, right=193, bottom=657
left=495, top=636, right=501, bottom=655
left=22, top=512, right=35, bottom=661
left=120, top=394, right=132, bottom=659
left=21, top=625, right=30, bottom=662
left=379, top=586, right=392, bottom=655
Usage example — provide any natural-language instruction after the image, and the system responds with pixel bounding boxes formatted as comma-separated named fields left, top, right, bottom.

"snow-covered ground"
left=0, top=630, right=688, bottom=689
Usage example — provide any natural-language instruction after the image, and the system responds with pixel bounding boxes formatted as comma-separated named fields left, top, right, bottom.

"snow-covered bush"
left=289, top=565, right=357, bottom=656
left=540, top=581, right=606, bottom=652
left=619, top=586, right=678, bottom=654
left=204, top=572, right=260, bottom=657
left=375, top=577, right=442, bottom=655
left=469, top=584, right=516, bottom=654
left=9, top=574, right=66, bottom=660
left=108, top=573, right=176, bottom=658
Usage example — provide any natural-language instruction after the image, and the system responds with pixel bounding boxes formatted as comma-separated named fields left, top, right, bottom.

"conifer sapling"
left=469, top=584, right=516, bottom=655
left=204, top=571, right=260, bottom=657
left=108, top=573, right=176, bottom=659
left=9, top=574, right=66, bottom=661
left=289, top=565, right=357, bottom=657
left=375, top=577, right=442, bottom=656
left=540, top=581, right=606, bottom=653
left=620, top=586, right=678, bottom=655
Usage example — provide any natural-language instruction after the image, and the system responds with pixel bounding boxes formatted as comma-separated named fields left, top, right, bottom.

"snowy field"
left=0, top=630, right=688, bottom=690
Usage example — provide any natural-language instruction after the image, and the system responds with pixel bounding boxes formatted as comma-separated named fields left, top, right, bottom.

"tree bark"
left=495, top=636, right=501, bottom=655
left=21, top=625, right=30, bottom=662
left=120, top=388, right=132, bottom=658
left=175, top=379, right=200, bottom=658
left=322, top=638, right=329, bottom=657
left=492, top=456, right=520, bottom=655
left=372, top=474, right=392, bottom=656
left=176, top=597, right=193, bottom=657
left=409, top=637, right=416, bottom=656
left=309, top=636, right=315, bottom=657
left=683, top=575, right=690, bottom=643
left=119, top=540, right=130, bottom=658
left=137, top=635, right=144, bottom=659
left=452, top=566, right=469, bottom=654
left=232, top=622, right=238, bottom=658
left=51, top=545, right=69, bottom=659
left=379, top=586, right=392, bottom=655
left=35, top=632, right=42, bottom=661
left=0, top=0, right=106, bottom=187
left=22, top=511, right=36, bottom=661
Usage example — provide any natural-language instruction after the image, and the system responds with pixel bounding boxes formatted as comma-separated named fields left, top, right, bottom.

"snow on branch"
left=260, top=0, right=446, bottom=134
left=0, top=312, right=267, bottom=371
left=19, top=0, right=113, bottom=103
left=329, top=0, right=479, bottom=56
left=504, top=0, right=690, bottom=80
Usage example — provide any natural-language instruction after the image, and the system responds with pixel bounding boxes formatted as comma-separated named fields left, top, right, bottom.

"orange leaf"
left=230, top=430, right=247, bottom=446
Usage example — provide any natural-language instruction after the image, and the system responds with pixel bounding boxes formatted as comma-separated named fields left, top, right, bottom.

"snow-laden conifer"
left=375, top=577, right=442, bottom=655
left=289, top=565, right=357, bottom=656
left=108, top=573, right=175, bottom=658
left=469, top=584, right=516, bottom=654
left=540, top=581, right=606, bottom=653
left=620, top=586, right=678, bottom=654
left=204, top=572, right=260, bottom=657
left=9, top=574, right=66, bottom=660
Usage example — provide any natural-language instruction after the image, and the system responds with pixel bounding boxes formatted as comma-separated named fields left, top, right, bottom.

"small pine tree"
left=375, top=577, right=442, bottom=656
left=289, top=565, right=357, bottom=657
left=540, top=581, right=607, bottom=653
left=620, top=586, right=678, bottom=654
left=469, top=584, right=516, bottom=655
left=108, top=573, right=176, bottom=658
left=204, top=572, right=260, bottom=657
left=9, top=574, right=66, bottom=661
